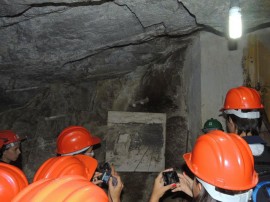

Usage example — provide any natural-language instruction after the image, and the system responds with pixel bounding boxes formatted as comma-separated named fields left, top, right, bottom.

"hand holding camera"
left=150, top=168, right=180, bottom=202
left=108, top=174, right=124, bottom=202
left=98, top=162, right=124, bottom=202
left=98, top=162, right=118, bottom=186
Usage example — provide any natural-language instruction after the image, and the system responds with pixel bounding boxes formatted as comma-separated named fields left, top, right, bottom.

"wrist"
left=149, top=194, right=160, bottom=202
left=111, top=198, right=120, bottom=202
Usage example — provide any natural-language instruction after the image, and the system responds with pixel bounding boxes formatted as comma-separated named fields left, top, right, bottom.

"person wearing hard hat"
left=149, top=130, right=258, bottom=202
left=56, top=126, right=101, bottom=157
left=31, top=154, right=124, bottom=202
left=220, top=86, right=263, bottom=138
left=220, top=86, right=270, bottom=177
left=33, top=154, right=99, bottom=182
left=56, top=125, right=104, bottom=185
left=202, top=118, right=223, bottom=133
left=220, top=86, right=270, bottom=202
left=0, top=162, right=28, bottom=202
left=0, top=130, right=26, bottom=167
left=167, top=118, right=225, bottom=198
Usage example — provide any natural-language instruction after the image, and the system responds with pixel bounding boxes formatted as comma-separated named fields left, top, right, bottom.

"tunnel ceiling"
left=0, top=0, right=270, bottom=86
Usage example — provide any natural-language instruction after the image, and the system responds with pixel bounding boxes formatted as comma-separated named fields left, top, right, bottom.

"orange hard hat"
left=12, top=175, right=109, bottom=202
left=33, top=154, right=98, bottom=182
left=222, top=86, right=263, bottom=110
left=0, top=130, right=26, bottom=145
left=183, top=130, right=258, bottom=190
left=56, top=126, right=101, bottom=155
left=0, top=163, right=28, bottom=201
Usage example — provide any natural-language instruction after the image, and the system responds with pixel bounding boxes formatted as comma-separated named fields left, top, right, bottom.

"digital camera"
left=162, top=171, right=179, bottom=186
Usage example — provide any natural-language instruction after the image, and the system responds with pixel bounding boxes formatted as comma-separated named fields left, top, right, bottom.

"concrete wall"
left=200, top=31, right=245, bottom=131
left=182, top=31, right=246, bottom=150
left=183, top=33, right=202, bottom=150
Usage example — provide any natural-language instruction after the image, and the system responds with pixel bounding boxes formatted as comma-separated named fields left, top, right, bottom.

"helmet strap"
left=224, top=109, right=260, bottom=119
left=5, top=142, right=20, bottom=149
left=197, top=177, right=252, bottom=202
left=61, top=146, right=90, bottom=156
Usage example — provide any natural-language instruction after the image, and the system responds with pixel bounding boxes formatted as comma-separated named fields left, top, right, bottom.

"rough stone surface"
left=0, top=0, right=197, bottom=86
left=0, top=35, right=194, bottom=201
left=0, top=1, right=269, bottom=87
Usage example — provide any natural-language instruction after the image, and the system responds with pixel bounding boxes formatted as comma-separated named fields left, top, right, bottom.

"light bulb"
left=229, top=6, right=242, bottom=39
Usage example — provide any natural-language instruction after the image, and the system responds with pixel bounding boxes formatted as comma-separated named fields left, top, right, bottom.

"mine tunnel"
left=1, top=1, right=270, bottom=201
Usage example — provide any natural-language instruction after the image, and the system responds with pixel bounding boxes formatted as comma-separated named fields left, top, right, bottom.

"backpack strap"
left=252, top=181, right=270, bottom=202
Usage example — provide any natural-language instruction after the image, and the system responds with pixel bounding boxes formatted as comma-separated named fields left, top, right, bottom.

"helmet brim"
left=92, top=136, right=101, bottom=145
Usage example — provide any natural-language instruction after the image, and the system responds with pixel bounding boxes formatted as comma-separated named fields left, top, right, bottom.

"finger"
left=156, top=172, right=163, bottom=181
left=111, top=163, right=119, bottom=176
left=171, top=183, right=177, bottom=189
left=93, top=180, right=103, bottom=185
left=95, top=172, right=103, bottom=177
left=163, top=168, right=174, bottom=172
left=114, top=175, right=122, bottom=185
left=108, top=176, right=113, bottom=186
left=163, top=184, right=175, bottom=192
left=177, top=172, right=184, bottom=178
left=171, top=187, right=182, bottom=192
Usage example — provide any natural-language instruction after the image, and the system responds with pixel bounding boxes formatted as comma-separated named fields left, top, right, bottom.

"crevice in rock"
left=178, top=1, right=224, bottom=36
left=113, top=2, right=146, bottom=30
left=1, top=7, right=68, bottom=28
left=30, top=0, right=113, bottom=8
left=114, top=2, right=171, bottom=34
left=1, top=0, right=112, bottom=18
left=0, top=7, right=31, bottom=18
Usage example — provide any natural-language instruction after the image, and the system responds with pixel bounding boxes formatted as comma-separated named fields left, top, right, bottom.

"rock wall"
left=0, top=35, right=198, bottom=201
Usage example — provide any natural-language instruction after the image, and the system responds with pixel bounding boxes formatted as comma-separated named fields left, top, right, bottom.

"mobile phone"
left=162, top=171, right=179, bottom=186
left=99, top=162, right=112, bottom=184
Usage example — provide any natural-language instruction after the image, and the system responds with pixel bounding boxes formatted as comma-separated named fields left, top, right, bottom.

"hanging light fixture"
left=228, top=0, right=242, bottom=39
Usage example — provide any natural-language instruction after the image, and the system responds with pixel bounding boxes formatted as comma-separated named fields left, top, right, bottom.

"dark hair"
left=193, top=178, right=219, bottom=202
left=225, top=110, right=262, bottom=136
left=0, top=145, right=7, bottom=159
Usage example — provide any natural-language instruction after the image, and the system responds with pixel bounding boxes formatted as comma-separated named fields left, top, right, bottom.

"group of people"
left=0, top=85, right=269, bottom=201
left=0, top=126, right=123, bottom=201
left=149, top=86, right=270, bottom=202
